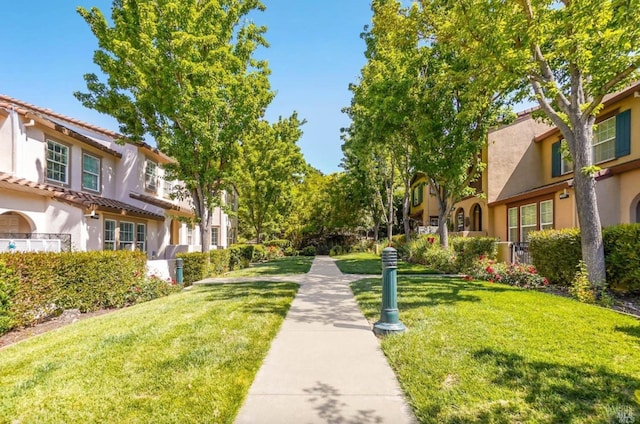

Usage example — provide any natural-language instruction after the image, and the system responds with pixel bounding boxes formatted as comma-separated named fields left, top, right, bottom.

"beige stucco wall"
left=618, top=168, right=640, bottom=224
left=487, top=113, right=552, bottom=203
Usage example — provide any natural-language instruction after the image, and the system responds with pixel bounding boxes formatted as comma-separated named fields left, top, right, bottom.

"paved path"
left=216, top=256, right=416, bottom=424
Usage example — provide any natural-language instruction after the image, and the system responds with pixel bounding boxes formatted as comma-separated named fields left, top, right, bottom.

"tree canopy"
left=76, top=0, right=273, bottom=252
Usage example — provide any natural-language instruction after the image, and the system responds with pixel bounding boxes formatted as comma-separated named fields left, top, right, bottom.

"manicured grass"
left=334, top=252, right=438, bottom=275
left=222, top=256, right=314, bottom=278
left=0, top=282, right=298, bottom=423
left=352, top=276, right=640, bottom=423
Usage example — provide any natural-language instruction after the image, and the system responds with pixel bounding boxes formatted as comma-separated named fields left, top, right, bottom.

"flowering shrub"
left=126, top=275, right=180, bottom=305
left=469, top=257, right=549, bottom=289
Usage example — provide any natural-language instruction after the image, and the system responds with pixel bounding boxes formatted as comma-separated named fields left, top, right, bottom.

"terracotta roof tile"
left=0, top=172, right=165, bottom=220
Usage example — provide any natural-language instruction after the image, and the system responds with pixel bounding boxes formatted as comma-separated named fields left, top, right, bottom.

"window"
left=540, top=200, right=553, bottom=230
left=163, top=179, right=174, bottom=199
left=508, top=207, right=518, bottom=242
left=187, top=226, right=194, bottom=245
left=46, top=140, right=69, bottom=184
left=136, top=224, right=146, bottom=251
left=145, top=160, right=158, bottom=192
left=456, top=209, right=464, bottom=232
left=593, top=116, right=616, bottom=164
left=559, top=140, right=573, bottom=175
left=520, top=204, right=537, bottom=242
left=472, top=204, right=482, bottom=231
left=211, top=227, right=219, bottom=247
left=82, top=153, right=101, bottom=192
left=412, top=184, right=424, bottom=207
left=119, top=222, right=134, bottom=250
left=104, top=220, right=116, bottom=250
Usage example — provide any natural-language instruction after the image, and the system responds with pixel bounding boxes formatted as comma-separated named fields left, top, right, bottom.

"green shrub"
left=0, top=251, right=156, bottom=330
left=300, top=246, right=316, bottom=256
left=570, top=261, right=596, bottom=304
left=422, top=248, right=457, bottom=274
left=529, top=228, right=582, bottom=286
left=0, top=260, right=18, bottom=334
left=451, top=236, right=498, bottom=272
left=603, top=223, right=640, bottom=293
left=252, top=244, right=268, bottom=262
left=406, top=234, right=440, bottom=264
left=209, top=249, right=231, bottom=276
left=177, top=252, right=208, bottom=285
left=267, top=239, right=291, bottom=249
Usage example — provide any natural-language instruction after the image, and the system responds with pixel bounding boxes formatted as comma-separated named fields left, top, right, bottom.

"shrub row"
left=529, top=224, right=640, bottom=293
left=178, top=242, right=317, bottom=284
left=0, top=251, right=179, bottom=334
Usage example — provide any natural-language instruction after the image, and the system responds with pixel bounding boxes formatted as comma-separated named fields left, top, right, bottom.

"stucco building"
left=0, top=95, right=236, bottom=257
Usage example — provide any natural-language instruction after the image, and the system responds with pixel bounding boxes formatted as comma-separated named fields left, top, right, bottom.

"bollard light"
left=373, top=247, right=406, bottom=335
left=176, top=257, right=184, bottom=285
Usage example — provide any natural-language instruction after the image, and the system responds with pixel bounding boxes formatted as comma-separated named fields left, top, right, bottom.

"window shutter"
left=551, top=141, right=562, bottom=177
left=615, top=109, right=631, bottom=158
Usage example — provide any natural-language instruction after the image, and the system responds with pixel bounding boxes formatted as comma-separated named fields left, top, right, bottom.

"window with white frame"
left=520, top=203, right=537, bottom=242
left=136, top=223, right=146, bottom=251
left=508, top=207, right=518, bottom=242
left=163, top=179, right=174, bottom=199
left=119, top=222, right=135, bottom=250
left=456, top=209, right=464, bottom=232
left=540, top=200, right=554, bottom=230
left=593, top=116, right=616, bottom=164
left=560, top=140, right=573, bottom=175
left=211, top=227, right=219, bottom=247
left=187, top=226, right=194, bottom=245
left=145, top=160, right=158, bottom=192
left=104, top=220, right=116, bottom=250
left=46, top=140, right=69, bottom=184
left=82, top=152, right=101, bottom=192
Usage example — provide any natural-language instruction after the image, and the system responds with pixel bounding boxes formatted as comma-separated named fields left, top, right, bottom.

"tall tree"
left=236, top=115, right=305, bottom=243
left=75, top=0, right=273, bottom=252
left=423, top=0, right=640, bottom=286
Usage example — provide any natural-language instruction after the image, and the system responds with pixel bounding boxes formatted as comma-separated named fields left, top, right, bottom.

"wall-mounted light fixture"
left=559, top=188, right=570, bottom=199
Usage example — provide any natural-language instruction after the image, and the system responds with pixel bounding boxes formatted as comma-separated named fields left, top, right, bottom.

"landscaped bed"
left=0, top=282, right=298, bottom=423
left=351, top=276, right=640, bottom=423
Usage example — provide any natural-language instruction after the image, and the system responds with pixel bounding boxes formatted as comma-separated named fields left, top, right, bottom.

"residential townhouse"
left=0, top=95, right=237, bottom=257
left=409, top=82, right=640, bottom=253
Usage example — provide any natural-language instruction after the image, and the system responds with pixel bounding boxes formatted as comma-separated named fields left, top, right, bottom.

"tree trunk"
left=403, top=177, right=411, bottom=242
left=570, top=122, right=606, bottom=287
left=199, top=207, right=213, bottom=254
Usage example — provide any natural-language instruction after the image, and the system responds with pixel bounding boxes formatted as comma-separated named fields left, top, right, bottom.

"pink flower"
left=486, top=266, right=494, bottom=274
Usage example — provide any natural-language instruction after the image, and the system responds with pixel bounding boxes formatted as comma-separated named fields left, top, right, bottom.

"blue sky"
left=0, top=1, right=374, bottom=174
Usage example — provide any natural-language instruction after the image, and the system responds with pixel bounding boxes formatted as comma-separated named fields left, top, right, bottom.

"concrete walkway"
left=229, top=256, right=416, bottom=424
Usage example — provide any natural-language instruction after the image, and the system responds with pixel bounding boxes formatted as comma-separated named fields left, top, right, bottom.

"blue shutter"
left=552, top=141, right=561, bottom=177
left=615, top=109, right=631, bottom=157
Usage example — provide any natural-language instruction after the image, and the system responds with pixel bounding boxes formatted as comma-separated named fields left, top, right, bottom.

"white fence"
left=1, top=239, right=62, bottom=253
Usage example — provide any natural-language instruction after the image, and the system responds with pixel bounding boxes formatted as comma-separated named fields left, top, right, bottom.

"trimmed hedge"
left=529, top=224, right=640, bottom=293
left=0, top=250, right=177, bottom=334
left=451, top=236, right=498, bottom=272
left=177, top=252, right=208, bottom=285
left=603, top=224, right=640, bottom=293
left=529, top=228, right=582, bottom=286
left=0, top=260, right=18, bottom=334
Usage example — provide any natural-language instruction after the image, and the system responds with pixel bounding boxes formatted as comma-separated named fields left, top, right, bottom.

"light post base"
left=373, top=320, right=406, bottom=336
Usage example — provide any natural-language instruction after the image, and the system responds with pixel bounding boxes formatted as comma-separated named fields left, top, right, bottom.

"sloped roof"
left=0, top=172, right=165, bottom=221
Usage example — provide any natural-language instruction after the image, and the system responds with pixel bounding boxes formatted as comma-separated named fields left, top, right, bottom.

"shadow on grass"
left=200, top=282, right=298, bottom=317
left=335, top=258, right=437, bottom=275
left=352, top=277, right=522, bottom=313
left=616, top=325, right=640, bottom=342
left=472, top=348, right=640, bottom=422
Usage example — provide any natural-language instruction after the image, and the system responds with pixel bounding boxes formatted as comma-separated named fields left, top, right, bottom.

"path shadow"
left=304, top=381, right=384, bottom=424
left=471, top=348, right=640, bottom=422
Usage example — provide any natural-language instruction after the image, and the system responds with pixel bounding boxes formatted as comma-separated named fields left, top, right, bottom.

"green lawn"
left=334, top=252, right=438, bottom=275
left=352, top=276, right=640, bottom=423
left=0, top=282, right=298, bottom=424
left=222, top=256, right=314, bottom=278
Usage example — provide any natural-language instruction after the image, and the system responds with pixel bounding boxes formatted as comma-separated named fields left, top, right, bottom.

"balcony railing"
left=0, top=233, right=71, bottom=253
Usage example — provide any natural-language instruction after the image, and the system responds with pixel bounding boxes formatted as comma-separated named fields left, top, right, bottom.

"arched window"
left=636, top=200, right=640, bottom=223
left=456, top=208, right=464, bottom=232
left=472, top=204, right=482, bottom=231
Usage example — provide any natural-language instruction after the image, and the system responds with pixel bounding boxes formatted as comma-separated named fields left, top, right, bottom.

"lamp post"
left=373, top=247, right=406, bottom=335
